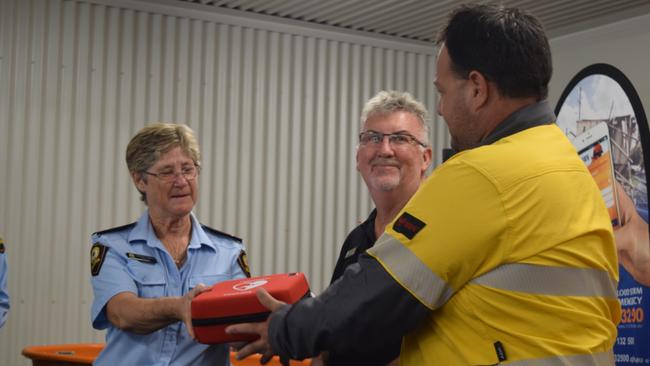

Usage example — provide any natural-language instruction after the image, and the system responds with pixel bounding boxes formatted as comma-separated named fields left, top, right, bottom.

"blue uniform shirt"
left=0, top=236, right=8, bottom=330
left=90, top=211, right=247, bottom=366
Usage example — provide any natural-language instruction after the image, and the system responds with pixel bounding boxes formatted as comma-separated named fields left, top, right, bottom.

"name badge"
left=126, top=252, right=157, bottom=264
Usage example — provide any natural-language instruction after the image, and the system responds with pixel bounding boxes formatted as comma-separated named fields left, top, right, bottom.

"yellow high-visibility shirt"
left=369, top=124, right=620, bottom=365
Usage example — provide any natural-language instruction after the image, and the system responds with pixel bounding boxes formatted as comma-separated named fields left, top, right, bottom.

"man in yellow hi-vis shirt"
left=228, top=4, right=621, bottom=365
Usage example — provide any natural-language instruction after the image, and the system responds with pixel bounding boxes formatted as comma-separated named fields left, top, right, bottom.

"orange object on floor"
left=22, top=343, right=310, bottom=366
left=232, top=353, right=311, bottom=365
left=21, top=344, right=103, bottom=366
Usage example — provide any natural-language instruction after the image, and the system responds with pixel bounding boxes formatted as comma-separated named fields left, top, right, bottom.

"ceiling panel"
left=175, top=0, right=650, bottom=42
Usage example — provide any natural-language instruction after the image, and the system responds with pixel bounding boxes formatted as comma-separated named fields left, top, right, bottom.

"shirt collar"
left=480, top=100, right=556, bottom=147
left=127, top=211, right=152, bottom=245
left=127, top=210, right=216, bottom=252
left=188, top=214, right=216, bottom=251
left=364, top=209, right=378, bottom=242
left=445, top=100, right=556, bottom=160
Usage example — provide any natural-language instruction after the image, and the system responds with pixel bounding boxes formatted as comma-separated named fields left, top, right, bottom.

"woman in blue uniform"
left=90, top=123, right=249, bottom=366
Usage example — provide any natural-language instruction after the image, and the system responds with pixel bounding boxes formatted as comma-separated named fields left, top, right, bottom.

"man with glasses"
left=90, top=123, right=250, bottom=366
left=320, top=91, right=431, bottom=366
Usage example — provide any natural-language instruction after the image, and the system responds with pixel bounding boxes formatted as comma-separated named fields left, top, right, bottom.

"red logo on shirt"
left=393, top=212, right=426, bottom=239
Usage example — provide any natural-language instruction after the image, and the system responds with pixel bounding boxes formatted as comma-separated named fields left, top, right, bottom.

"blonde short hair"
left=360, top=90, right=430, bottom=144
left=126, top=123, right=200, bottom=201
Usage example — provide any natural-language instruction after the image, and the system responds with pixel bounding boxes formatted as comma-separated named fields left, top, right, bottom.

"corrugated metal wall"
left=0, top=0, right=443, bottom=364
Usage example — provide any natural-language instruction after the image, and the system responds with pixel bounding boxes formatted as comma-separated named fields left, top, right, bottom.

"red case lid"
left=191, top=272, right=310, bottom=344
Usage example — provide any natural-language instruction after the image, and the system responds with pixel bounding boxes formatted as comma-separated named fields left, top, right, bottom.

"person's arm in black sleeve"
left=268, top=253, right=430, bottom=360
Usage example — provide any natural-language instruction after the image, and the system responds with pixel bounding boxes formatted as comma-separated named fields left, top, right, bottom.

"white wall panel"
left=0, top=0, right=440, bottom=364
left=548, top=13, right=650, bottom=112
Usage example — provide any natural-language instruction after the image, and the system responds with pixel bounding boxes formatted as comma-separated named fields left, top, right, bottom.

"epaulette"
left=201, top=224, right=242, bottom=243
left=93, top=222, right=137, bottom=236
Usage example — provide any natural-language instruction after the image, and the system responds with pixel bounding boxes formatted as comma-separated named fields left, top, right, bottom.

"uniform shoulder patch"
left=393, top=212, right=426, bottom=240
left=201, top=224, right=243, bottom=243
left=237, top=250, right=251, bottom=278
left=93, top=222, right=136, bottom=237
left=90, top=243, right=109, bottom=276
left=0, top=237, right=5, bottom=254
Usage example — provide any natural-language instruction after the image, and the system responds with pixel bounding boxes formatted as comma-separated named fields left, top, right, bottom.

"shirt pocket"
left=462, top=338, right=501, bottom=365
left=126, top=261, right=166, bottom=298
left=189, top=274, right=231, bottom=290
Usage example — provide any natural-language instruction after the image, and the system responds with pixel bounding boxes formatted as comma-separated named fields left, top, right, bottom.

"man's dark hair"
left=436, top=4, right=552, bottom=100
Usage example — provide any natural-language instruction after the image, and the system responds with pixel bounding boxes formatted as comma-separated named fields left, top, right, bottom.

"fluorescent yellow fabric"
left=369, top=124, right=620, bottom=365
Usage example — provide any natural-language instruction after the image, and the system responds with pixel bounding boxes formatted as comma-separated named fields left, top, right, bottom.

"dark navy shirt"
left=330, top=210, right=377, bottom=285
left=328, top=209, right=401, bottom=366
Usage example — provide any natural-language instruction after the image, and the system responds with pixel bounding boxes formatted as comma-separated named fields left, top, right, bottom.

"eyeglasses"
left=143, top=165, right=199, bottom=182
left=359, top=131, right=427, bottom=147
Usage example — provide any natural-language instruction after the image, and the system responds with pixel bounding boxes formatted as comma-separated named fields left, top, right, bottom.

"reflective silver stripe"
left=505, top=350, right=614, bottom=366
left=471, top=263, right=617, bottom=298
left=368, top=233, right=454, bottom=309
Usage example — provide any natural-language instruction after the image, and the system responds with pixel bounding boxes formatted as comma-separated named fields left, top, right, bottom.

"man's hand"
left=226, top=289, right=287, bottom=364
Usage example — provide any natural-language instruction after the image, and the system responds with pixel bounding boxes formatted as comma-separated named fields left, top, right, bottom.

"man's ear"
left=467, top=70, right=490, bottom=110
left=421, top=147, right=433, bottom=175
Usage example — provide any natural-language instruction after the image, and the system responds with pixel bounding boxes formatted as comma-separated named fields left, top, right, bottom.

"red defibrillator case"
left=191, top=272, right=311, bottom=344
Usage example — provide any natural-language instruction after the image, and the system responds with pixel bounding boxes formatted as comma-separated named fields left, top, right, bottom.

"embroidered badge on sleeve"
left=237, top=250, right=251, bottom=278
left=90, top=243, right=108, bottom=276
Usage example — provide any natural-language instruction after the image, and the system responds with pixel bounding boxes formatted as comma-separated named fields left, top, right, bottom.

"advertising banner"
left=555, top=64, right=650, bottom=365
